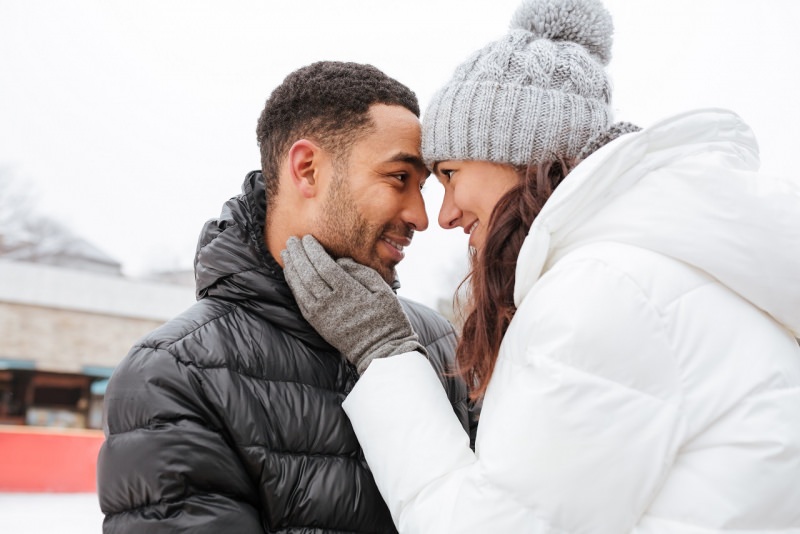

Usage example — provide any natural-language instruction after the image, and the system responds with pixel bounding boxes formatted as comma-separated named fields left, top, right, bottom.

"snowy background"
left=0, top=493, right=102, bottom=533
left=1, top=2, right=799, bottom=530
left=2, top=0, right=798, bottom=311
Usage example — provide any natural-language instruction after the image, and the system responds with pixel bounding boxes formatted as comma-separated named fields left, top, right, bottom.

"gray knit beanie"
left=422, top=0, right=614, bottom=168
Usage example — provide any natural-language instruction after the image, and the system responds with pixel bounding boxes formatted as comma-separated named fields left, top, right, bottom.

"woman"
left=282, top=0, right=800, bottom=531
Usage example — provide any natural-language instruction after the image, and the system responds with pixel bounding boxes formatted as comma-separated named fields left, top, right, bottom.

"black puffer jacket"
left=97, top=171, right=472, bottom=533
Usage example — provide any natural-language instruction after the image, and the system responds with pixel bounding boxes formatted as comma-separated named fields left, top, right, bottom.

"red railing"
left=0, top=426, right=104, bottom=492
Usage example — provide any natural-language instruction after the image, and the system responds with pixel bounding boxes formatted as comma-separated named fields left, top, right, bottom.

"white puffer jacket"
left=343, top=109, right=800, bottom=533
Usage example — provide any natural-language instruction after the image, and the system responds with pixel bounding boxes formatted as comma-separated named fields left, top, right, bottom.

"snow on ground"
left=0, top=493, right=103, bottom=533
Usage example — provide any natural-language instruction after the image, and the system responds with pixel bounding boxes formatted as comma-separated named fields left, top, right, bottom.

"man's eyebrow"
left=386, top=152, right=428, bottom=174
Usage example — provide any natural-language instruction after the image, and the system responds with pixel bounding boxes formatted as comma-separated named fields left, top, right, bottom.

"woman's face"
left=433, top=160, right=521, bottom=252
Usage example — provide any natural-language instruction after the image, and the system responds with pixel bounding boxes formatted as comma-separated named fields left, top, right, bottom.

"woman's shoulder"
left=506, top=242, right=687, bottom=400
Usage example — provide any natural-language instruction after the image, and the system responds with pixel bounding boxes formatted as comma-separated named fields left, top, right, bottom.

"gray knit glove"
left=281, top=235, right=426, bottom=374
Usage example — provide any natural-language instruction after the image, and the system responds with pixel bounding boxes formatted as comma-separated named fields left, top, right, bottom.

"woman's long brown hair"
left=456, top=160, right=572, bottom=401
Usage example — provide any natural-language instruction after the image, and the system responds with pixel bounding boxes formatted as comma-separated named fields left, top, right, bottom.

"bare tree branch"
left=0, top=168, right=81, bottom=260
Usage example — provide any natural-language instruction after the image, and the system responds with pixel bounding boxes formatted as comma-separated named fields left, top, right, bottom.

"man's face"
left=313, top=104, right=429, bottom=284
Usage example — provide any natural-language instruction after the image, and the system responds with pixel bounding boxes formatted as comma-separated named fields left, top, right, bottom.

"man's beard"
left=314, top=175, right=406, bottom=285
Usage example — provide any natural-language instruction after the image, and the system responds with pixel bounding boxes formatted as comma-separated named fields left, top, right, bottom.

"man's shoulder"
left=137, top=298, right=236, bottom=351
left=130, top=297, right=280, bottom=370
left=123, top=296, right=330, bottom=379
left=398, top=297, right=458, bottom=374
left=398, top=296, right=456, bottom=345
left=399, top=297, right=473, bottom=435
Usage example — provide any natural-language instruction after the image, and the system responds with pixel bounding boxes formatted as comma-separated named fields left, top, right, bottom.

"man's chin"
left=380, top=267, right=398, bottom=286
left=367, top=261, right=396, bottom=286
left=342, top=250, right=397, bottom=286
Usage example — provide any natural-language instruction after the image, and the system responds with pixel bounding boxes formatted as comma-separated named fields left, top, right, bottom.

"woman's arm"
left=344, top=257, right=684, bottom=533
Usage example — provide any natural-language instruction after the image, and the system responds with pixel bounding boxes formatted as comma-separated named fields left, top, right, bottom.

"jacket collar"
left=513, top=109, right=800, bottom=336
left=194, top=171, right=333, bottom=349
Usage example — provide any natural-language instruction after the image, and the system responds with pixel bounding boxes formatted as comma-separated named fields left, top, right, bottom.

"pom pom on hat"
left=510, top=0, right=614, bottom=65
left=422, top=0, right=616, bottom=168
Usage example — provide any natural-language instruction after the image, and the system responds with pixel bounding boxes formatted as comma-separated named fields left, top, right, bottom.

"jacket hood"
left=515, top=108, right=800, bottom=336
left=194, top=170, right=331, bottom=349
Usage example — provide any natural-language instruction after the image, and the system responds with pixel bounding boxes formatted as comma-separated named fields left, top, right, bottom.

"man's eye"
left=393, top=173, right=408, bottom=182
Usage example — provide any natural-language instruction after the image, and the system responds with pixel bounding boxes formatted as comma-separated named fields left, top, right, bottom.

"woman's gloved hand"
left=281, top=235, right=426, bottom=374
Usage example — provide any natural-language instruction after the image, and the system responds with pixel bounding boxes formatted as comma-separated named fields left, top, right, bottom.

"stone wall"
left=0, top=259, right=195, bottom=373
left=0, top=301, right=163, bottom=372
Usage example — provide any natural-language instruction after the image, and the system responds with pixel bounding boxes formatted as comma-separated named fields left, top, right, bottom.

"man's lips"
left=380, top=234, right=411, bottom=262
left=381, top=235, right=411, bottom=251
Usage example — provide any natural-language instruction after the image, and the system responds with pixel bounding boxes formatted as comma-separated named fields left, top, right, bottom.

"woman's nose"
left=438, top=190, right=460, bottom=230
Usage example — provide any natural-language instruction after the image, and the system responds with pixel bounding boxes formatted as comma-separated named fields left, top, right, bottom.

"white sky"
left=2, top=0, right=799, bottom=309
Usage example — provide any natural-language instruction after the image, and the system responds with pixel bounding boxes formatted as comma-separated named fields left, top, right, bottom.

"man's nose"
left=404, top=188, right=429, bottom=231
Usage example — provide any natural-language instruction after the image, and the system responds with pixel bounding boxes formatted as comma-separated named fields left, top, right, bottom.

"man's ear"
left=286, top=139, right=321, bottom=199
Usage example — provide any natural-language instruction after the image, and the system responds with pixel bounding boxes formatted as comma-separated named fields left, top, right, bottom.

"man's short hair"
left=256, top=61, right=420, bottom=205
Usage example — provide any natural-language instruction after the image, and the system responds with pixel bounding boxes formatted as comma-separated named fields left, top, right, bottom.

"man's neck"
left=266, top=202, right=304, bottom=269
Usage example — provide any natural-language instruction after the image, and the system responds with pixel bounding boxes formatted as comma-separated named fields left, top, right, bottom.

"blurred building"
left=0, top=252, right=195, bottom=430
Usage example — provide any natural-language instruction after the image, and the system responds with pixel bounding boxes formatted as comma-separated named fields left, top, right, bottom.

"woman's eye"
left=442, top=169, right=455, bottom=181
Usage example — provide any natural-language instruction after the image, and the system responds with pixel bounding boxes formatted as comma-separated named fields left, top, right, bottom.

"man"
left=97, top=61, right=473, bottom=533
